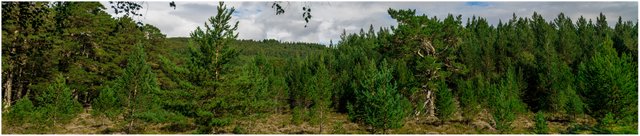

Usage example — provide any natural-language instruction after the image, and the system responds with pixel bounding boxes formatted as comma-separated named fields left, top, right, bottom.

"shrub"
left=6, top=98, right=37, bottom=124
left=291, top=106, right=304, bottom=125
left=534, top=112, right=549, bottom=134
left=232, top=125, right=246, bottom=134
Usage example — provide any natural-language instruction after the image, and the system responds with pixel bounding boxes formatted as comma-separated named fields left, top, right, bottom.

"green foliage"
left=348, top=60, right=410, bottom=133
left=3, top=2, right=59, bottom=108
left=534, top=112, right=549, bottom=134
left=32, top=74, right=83, bottom=123
left=6, top=74, right=82, bottom=126
left=3, top=2, right=638, bottom=134
left=577, top=37, right=637, bottom=124
left=186, top=1, right=239, bottom=88
left=435, top=79, right=455, bottom=121
left=93, top=85, right=122, bottom=118
left=489, top=68, right=526, bottom=133
left=291, top=106, right=304, bottom=125
left=92, top=44, right=167, bottom=132
left=209, top=117, right=232, bottom=127
left=5, top=98, right=37, bottom=124
left=232, top=125, right=246, bottom=134
left=286, top=53, right=333, bottom=127
left=456, top=78, right=480, bottom=120
left=591, top=113, right=638, bottom=134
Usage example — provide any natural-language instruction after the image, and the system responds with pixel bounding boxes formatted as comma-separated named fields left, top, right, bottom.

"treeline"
left=2, top=1, right=638, bottom=134
left=2, top=2, right=166, bottom=128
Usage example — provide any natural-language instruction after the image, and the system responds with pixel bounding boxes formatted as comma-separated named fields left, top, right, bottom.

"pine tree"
left=577, top=36, right=637, bottom=124
left=93, top=44, right=162, bottom=132
left=183, top=3, right=240, bottom=132
left=312, top=56, right=332, bottom=133
left=435, top=79, right=455, bottom=121
left=187, top=1, right=239, bottom=88
left=349, top=60, right=410, bottom=134
left=2, top=2, right=57, bottom=109
left=33, top=74, right=83, bottom=125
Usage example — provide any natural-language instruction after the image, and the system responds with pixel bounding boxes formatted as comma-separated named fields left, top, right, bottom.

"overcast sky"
left=99, top=1, right=638, bottom=45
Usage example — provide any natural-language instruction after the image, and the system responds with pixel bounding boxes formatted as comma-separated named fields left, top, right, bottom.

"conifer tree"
left=577, top=36, right=637, bottom=124
left=187, top=1, right=239, bottom=89
left=33, top=74, right=83, bottom=125
left=183, top=2, right=240, bottom=133
left=93, top=44, right=162, bottom=132
left=349, top=60, right=409, bottom=134
left=2, top=2, right=57, bottom=109
left=312, top=56, right=332, bottom=133
left=435, top=79, right=455, bottom=121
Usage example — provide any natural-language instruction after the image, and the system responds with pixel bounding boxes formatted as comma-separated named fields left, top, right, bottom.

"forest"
left=1, top=1, right=638, bottom=134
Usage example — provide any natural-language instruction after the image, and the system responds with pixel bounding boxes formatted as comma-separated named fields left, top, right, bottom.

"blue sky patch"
left=465, top=2, right=490, bottom=7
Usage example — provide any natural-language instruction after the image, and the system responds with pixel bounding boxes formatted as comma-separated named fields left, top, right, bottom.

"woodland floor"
left=2, top=107, right=598, bottom=134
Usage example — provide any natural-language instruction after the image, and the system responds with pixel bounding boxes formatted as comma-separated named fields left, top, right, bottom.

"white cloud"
left=100, top=2, right=638, bottom=45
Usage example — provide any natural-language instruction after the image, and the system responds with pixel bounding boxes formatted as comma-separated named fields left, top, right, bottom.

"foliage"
left=5, top=98, right=37, bottom=124
left=2, top=2, right=638, bottom=134
left=456, top=77, right=481, bottom=120
left=348, top=60, right=410, bottom=133
left=186, top=1, right=239, bottom=88
left=534, top=112, right=548, bottom=134
left=577, top=37, right=637, bottom=124
left=489, top=68, right=526, bottom=133
left=92, top=44, right=166, bottom=132
left=435, top=79, right=455, bottom=121
left=32, top=74, right=83, bottom=124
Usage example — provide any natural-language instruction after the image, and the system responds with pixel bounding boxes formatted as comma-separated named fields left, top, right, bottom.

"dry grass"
left=3, top=107, right=598, bottom=134
left=215, top=112, right=367, bottom=134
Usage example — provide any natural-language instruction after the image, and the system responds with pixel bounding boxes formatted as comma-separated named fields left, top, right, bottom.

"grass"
left=3, top=107, right=600, bottom=134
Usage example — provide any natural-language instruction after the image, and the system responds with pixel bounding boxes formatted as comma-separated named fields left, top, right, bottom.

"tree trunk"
left=16, top=69, right=23, bottom=100
left=4, top=73, right=12, bottom=110
left=128, top=87, right=137, bottom=133
left=425, top=89, right=435, bottom=117
left=214, top=47, right=220, bottom=81
left=319, top=108, right=324, bottom=134
left=414, top=87, right=436, bottom=118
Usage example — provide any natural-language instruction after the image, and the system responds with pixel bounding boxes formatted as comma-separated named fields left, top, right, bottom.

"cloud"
left=100, top=2, right=637, bottom=45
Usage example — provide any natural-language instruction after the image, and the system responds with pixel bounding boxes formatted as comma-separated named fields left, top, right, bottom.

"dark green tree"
left=2, top=2, right=57, bottom=109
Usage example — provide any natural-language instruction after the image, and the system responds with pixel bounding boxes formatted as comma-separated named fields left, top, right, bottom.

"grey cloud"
left=168, top=3, right=217, bottom=24
left=101, top=1, right=637, bottom=45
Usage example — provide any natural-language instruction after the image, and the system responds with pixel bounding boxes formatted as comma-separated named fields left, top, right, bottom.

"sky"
left=99, top=1, right=638, bottom=45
